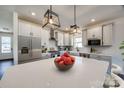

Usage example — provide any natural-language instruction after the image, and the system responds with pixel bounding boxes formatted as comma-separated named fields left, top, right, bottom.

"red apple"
left=70, top=56, right=75, bottom=63
left=64, top=57, right=73, bottom=65
left=63, top=52, right=70, bottom=57
left=60, top=55, right=66, bottom=61
left=59, top=61, right=64, bottom=65
left=55, top=57, right=61, bottom=63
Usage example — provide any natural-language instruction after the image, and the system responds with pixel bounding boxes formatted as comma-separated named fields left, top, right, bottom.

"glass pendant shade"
left=42, top=6, right=61, bottom=29
left=70, top=5, right=81, bottom=34
left=70, top=24, right=81, bottom=34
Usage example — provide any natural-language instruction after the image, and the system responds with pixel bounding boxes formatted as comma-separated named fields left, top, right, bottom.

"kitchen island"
left=0, top=56, right=108, bottom=88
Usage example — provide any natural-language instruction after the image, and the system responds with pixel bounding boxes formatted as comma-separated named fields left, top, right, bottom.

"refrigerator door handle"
left=29, top=33, right=30, bottom=56
left=30, top=32, right=33, bottom=57
left=29, top=32, right=32, bottom=57
left=31, top=35, right=32, bottom=57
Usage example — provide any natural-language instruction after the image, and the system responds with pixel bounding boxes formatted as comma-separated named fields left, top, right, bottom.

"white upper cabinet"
left=41, top=29, right=49, bottom=46
left=18, top=20, right=31, bottom=37
left=19, top=20, right=42, bottom=38
left=64, top=33, right=70, bottom=46
left=57, top=32, right=64, bottom=46
left=31, top=25, right=41, bottom=37
left=102, top=24, right=113, bottom=46
left=82, top=30, right=87, bottom=46
left=69, top=34, right=74, bottom=46
left=85, top=24, right=113, bottom=46
left=55, top=31, right=73, bottom=46
left=87, top=27, right=102, bottom=39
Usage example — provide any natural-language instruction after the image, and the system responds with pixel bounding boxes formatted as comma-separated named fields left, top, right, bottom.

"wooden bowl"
left=54, top=61, right=74, bottom=71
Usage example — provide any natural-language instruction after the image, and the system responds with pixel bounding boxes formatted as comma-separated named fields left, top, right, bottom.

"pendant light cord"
left=74, top=5, right=76, bottom=25
left=50, top=5, right=52, bottom=18
left=50, top=5, right=52, bottom=11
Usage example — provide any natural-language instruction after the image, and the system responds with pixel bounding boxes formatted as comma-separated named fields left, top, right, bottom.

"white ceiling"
left=0, top=5, right=124, bottom=30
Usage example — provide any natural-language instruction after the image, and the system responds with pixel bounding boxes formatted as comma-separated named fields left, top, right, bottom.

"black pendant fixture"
left=42, top=5, right=61, bottom=29
left=70, top=5, right=81, bottom=33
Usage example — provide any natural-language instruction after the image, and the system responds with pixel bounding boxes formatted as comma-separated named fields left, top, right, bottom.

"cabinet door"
left=41, top=29, right=49, bottom=46
left=41, top=29, right=45, bottom=46
left=70, top=34, right=74, bottom=46
left=87, top=27, right=102, bottom=39
left=64, top=33, right=69, bottom=46
left=87, top=29, right=93, bottom=39
left=57, top=32, right=60, bottom=46
left=57, top=32, right=64, bottom=46
left=31, top=25, right=41, bottom=37
left=18, top=20, right=31, bottom=37
left=82, top=30, right=87, bottom=46
left=45, top=30, right=50, bottom=46
left=103, top=24, right=112, bottom=46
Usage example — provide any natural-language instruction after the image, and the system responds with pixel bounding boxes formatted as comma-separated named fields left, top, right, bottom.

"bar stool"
left=103, top=73, right=124, bottom=88
left=112, top=64, right=122, bottom=75
left=111, top=73, right=124, bottom=88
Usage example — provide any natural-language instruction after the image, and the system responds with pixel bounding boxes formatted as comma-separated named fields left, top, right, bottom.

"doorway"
left=0, top=32, right=13, bottom=79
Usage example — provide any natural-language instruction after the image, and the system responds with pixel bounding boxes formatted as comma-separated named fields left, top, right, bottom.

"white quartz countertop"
left=0, top=57, right=109, bottom=88
left=80, top=52, right=112, bottom=57
left=69, top=51, right=112, bottom=57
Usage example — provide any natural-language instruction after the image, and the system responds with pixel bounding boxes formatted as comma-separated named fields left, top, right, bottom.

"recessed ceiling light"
left=31, top=12, right=36, bottom=16
left=91, top=19, right=95, bottom=22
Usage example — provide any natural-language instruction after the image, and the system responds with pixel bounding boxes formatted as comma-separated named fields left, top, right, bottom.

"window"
left=1, top=36, right=11, bottom=53
left=74, top=37, right=82, bottom=48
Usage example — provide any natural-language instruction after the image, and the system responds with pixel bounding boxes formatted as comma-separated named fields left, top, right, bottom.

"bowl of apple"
left=54, top=52, right=75, bottom=71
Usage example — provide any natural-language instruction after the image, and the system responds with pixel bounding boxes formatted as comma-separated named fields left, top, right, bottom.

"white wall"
left=78, top=17, right=124, bottom=71
left=0, top=11, right=13, bottom=60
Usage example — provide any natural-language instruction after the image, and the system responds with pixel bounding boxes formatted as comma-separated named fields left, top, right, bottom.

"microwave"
left=88, top=39, right=101, bottom=46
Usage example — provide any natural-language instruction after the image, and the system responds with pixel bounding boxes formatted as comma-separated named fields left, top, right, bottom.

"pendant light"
left=42, top=5, right=61, bottom=29
left=70, top=5, right=81, bottom=34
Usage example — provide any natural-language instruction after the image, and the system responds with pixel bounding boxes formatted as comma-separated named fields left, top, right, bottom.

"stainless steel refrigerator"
left=18, top=32, right=41, bottom=63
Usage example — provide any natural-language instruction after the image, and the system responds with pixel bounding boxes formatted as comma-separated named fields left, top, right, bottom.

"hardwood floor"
left=118, top=73, right=124, bottom=80
left=0, top=59, right=14, bottom=80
